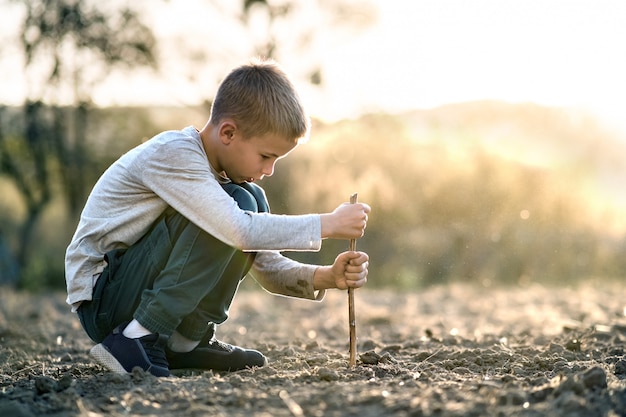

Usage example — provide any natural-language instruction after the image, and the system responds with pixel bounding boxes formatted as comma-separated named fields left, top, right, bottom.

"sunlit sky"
left=1, top=0, right=626, bottom=133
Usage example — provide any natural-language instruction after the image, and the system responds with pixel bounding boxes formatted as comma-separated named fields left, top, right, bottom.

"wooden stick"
left=348, top=193, right=358, bottom=367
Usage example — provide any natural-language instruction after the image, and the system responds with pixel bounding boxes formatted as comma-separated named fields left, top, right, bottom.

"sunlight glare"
left=315, top=0, right=626, bottom=129
left=1, top=0, right=626, bottom=133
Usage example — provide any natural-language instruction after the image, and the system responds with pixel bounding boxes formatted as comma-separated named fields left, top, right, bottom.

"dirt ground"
left=1, top=280, right=626, bottom=417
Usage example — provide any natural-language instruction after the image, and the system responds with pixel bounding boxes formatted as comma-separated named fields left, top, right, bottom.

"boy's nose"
left=262, top=161, right=275, bottom=177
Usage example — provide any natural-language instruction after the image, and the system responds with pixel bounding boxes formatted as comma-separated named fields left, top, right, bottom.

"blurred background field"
left=0, top=0, right=625, bottom=291
left=2, top=102, right=625, bottom=291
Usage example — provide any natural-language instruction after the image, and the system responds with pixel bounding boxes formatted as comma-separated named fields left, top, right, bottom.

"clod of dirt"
left=34, top=374, right=75, bottom=395
left=565, top=339, right=582, bottom=351
left=34, top=376, right=57, bottom=395
left=582, top=366, right=607, bottom=390
left=359, top=350, right=380, bottom=364
left=614, top=359, right=626, bottom=376
left=56, top=374, right=74, bottom=391
left=359, top=350, right=396, bottom=365
left=3, top=284, right=626, bottom=417
left=317, top=367, right=339, bottom=381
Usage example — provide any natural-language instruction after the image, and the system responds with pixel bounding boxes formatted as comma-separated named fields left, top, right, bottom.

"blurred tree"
left=0, top=102, right=51, bottom=277
left=18, top=0, right=158, bottom=215
left=0, top=229, right=20, bottom=285
left=0, top=0, right=376, bottom=287
left=191, top=0, right=375, bottom=110
left=0, top=0, right=157, bottom=285
left=244, top=0, right=375, bottom=84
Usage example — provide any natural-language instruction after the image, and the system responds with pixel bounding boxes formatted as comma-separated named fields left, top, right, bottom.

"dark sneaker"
left=166, top=338, right=267, bottom=372
left=90, top=324, right=170, bottom=377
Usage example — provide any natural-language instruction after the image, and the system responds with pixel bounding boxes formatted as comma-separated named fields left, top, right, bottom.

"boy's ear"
left=218, top=120, right=238, bottom=144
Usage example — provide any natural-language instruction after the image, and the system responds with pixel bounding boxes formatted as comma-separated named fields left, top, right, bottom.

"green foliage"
left=0, top=1, right=159, bottom=288
left=19, top=253, right=65, bottom=291
left=262, top=104, right=626, bottom=289
left=19, top=0, right=157, bottom=101
left=2, top=102, right=625, bottom=290
left=0, top=0, right=380, bottom=289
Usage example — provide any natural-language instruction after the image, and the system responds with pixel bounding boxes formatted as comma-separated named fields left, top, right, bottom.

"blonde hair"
left=210, top=58, right=310, bottom=143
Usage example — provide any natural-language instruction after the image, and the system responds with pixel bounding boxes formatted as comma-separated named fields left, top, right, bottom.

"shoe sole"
left=90, top=343, right=129, bottom=374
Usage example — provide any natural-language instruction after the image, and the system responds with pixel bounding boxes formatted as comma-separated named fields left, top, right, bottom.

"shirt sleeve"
left=138, top=137, right=322, bottom=252
left=250, top=251, right=326, bottom=301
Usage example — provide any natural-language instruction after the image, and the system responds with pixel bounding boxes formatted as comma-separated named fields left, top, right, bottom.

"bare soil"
left=1, top=281, right=626, bottom=416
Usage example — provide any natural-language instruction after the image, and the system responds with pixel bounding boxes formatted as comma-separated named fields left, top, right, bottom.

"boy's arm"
left=141, top=137, right=322, bottom=252
left=140, top=133, right=369, bottom=252
left=311, top=251, right=369, bottom=291
left=250, top=251, right=326, bottom=301
left=320, top=203, right=370, bottom=240
left=249, top=250, right=369, bottom=300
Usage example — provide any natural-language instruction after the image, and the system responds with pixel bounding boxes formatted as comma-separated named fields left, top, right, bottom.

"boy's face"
left=220, top=132, right=297, bottom=184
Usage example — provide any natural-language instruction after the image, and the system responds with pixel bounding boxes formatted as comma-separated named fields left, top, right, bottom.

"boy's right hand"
left=320, top=202, right=371, bottom=240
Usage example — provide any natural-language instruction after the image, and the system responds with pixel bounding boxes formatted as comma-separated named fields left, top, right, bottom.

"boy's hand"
left=320, top=202, right=371, bottom=240
left=313, top=251, right=369, bottom=291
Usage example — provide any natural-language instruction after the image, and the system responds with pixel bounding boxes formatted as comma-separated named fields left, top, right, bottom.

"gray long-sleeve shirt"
left=65, top=126, right=324, bottom=309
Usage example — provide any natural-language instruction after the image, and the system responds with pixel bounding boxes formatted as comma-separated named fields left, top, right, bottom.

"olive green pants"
left=78, top=182, right=268, bottom=343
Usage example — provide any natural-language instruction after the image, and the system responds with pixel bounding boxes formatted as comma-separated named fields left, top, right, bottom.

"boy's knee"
left=221, top=183, right=266, bottom=213
left=239, top=182, right=269, bottom=213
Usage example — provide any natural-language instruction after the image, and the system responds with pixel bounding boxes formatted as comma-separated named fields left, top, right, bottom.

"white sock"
left=122, top=319, right=152, bottom=339
left=168, top=331, right=200, bottom=353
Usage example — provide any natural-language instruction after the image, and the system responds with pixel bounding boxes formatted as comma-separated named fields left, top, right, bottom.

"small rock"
left=549, top=343, right=565, bottom=353
left=582, top=366, right=607, bottom=390
left=379, top=352, right=397, bottom=364
left=614, top=359, right=626, bottom=376
left=56, top=374, right=74, bottom=392
left=317, top=367, right=339, bottom=381
left=360, top=350, right=381, bottom=365
left=565, top=339, right=582, bottom=352
left=34, top=376, right=57, bottom=395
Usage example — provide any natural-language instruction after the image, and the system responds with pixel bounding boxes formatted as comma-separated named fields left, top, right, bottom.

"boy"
left=65, top=59, right=371, bottom=377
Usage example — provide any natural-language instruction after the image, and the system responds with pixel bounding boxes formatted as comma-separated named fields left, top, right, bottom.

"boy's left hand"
left=330, top=251, right=369, bottom=290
